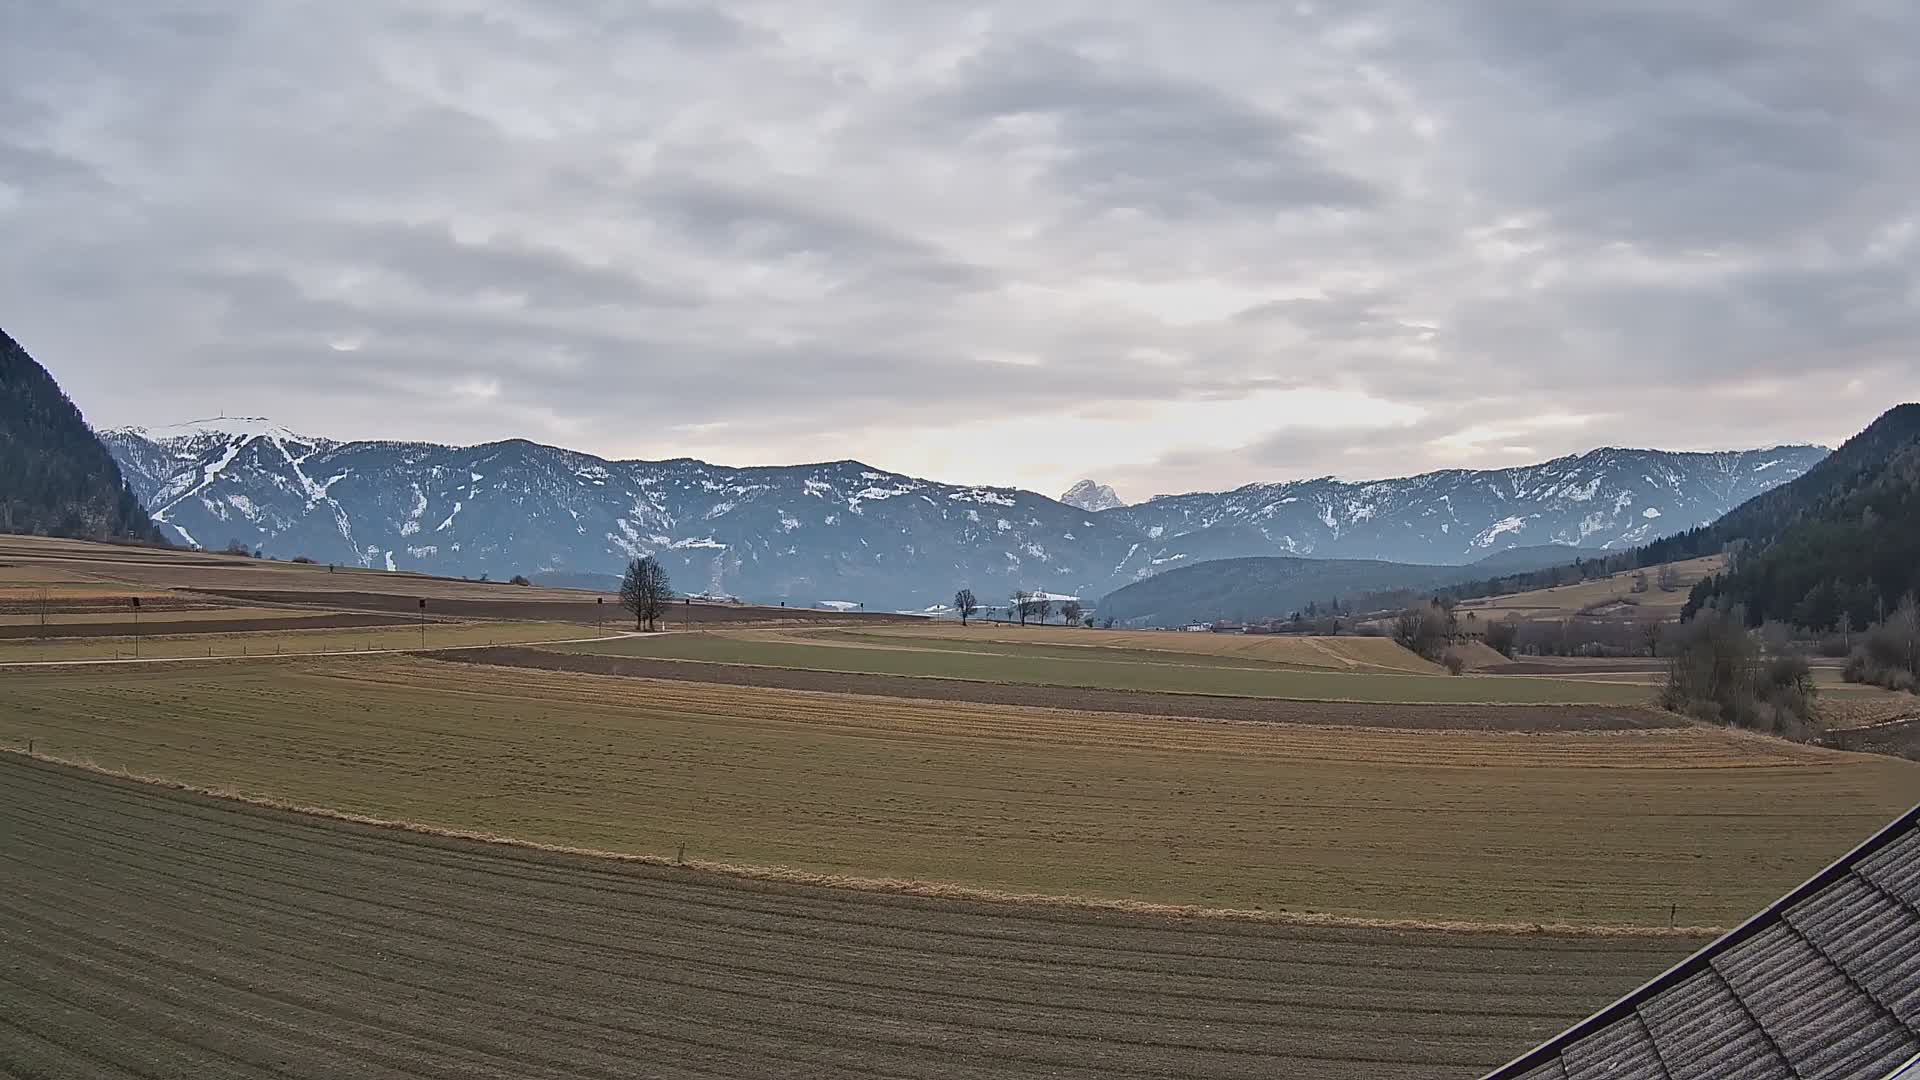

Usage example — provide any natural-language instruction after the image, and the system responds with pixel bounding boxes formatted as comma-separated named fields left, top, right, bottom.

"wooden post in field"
left=130, top=596, right=141, bottom=658
left=419, top=597, right=427, bottom=650
left=676, top=842, right=686, bottom=865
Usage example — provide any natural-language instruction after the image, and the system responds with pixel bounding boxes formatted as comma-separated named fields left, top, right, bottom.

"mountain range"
left=100, top=419, right=1827, bottom=609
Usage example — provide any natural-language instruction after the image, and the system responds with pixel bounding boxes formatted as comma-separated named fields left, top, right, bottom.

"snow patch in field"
left=996, top=518, right=1012, bottom=532
left=780, top=515, right=801, bottom=532
left=384, top=550, right=396, bottom=572
left=1643, top=506, right=1663, bottom=518
left=436, top=501, right=463, bottom=531
left=408, top=545, right=437, bottom=559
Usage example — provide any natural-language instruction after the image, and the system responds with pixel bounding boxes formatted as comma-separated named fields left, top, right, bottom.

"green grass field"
left=551, top=631, right=1656, bottom=704
left=7, top=656, right=1910, bottom=927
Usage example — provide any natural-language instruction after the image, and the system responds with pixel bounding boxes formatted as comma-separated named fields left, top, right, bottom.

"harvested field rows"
left=833, top=625, right=1451, bottom=672
left=4, top=657, right=1913, bottom=926
left=553, top=632, right=1653, bottom=704
left=0, top=611, right=414, bottom=639
left=0, top=621, right=597, bottom=663
left=441, top=646, right=1683, bottom=731
left=191, top=588, right=918, bottom=628
left=0, top=756, right=1702, bottom=1079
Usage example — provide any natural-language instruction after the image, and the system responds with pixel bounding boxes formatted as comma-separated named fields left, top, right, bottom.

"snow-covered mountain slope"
left=1109, top=446, right=1830, bottom=567
left=102, top=423, right=1825, bottom=608
left=1060, top=479, right=1125, bottom=512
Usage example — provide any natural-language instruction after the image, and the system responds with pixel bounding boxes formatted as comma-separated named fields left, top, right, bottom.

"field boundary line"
left=0, top=748, right=1725, bottom=939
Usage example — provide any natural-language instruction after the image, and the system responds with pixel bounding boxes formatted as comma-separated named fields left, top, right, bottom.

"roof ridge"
left=1484, top=802, right=1920, bottom=1078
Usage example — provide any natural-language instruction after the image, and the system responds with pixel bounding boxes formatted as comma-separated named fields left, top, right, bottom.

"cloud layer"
left=4, top=0, right=1915, bottom=499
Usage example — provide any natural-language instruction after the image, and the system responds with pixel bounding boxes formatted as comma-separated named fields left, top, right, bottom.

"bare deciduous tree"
left=1032, top=596, right=1053, bottom=625
left=1060, top=600, right=1083, bottom=627
left=954, top=588, right=978, bottom=626
left=621, top=556, right=673, bottom=631
left=1010, top=590, right=1032, bottom=626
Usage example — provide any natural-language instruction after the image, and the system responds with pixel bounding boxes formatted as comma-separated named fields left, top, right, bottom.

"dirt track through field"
left=432, top=646, right=1683, bottom=731
left=0, top=755, right=1698, bottom=1079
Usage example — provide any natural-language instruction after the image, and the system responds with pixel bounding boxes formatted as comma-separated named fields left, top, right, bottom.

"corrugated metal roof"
left=1487, top=804, right=1920, bottom=1080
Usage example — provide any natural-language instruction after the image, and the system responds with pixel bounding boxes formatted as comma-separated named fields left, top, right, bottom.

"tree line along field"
left=0, top=755, right=1706, bottom=1080
left=547, top=629, right=1655, bottom=705
left=4, top=656, right=1914, bottom=928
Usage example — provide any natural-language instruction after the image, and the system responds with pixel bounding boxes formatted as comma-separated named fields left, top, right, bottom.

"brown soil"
left=0, top=754, right=1698, bottom=1079
left=426, top=647, right=1687, bottom=732
left=0, top=611, right=413, bottom=639
left=0, top=611, right=416, bottom=634
left=1479, top=659, right=1672, bottom=675
left=193, top=588, right=918, bottom=627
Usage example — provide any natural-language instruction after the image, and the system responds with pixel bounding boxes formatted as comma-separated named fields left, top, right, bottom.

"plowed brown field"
left=4, top=657, right=1913, bottom=926
left=0, top=755, right=1702, bottom=1079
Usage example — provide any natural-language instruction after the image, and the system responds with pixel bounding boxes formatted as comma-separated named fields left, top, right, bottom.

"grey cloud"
left=1, top=0, right=1916, bottom=496
left=635, top=176, right=996, bottom=289
left=931, top=39, right=1378, bottom=217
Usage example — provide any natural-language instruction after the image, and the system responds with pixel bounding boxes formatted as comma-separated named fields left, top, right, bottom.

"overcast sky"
left=4, top=2, right=1916, bottom=499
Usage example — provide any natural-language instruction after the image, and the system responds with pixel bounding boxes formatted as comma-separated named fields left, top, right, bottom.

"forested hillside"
left=0, top=328, right=160, bottom=542
left=1681, top=404, right=1920, bottom=629
left=1095, top=546, right=1592, bottom=626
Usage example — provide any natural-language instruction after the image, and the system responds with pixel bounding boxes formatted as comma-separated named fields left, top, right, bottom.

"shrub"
left=1392, top=603, right=1453, bottom=661
left=1843, top=597, right=1920, bottom=694
left=1441, top=648, right=1466, bottom=676
left=291, top=555, right=316, bottom=565
left=509, top=574, right=532, bottom=587
left=1661, top=605, right=1818, bottom=739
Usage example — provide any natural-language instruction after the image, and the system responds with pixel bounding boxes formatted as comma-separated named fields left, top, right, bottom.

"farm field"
left=0, top=620, right=600, bottom=663
left=1456, top=555, right=1725, bottom=619
left=0, top=756, right=1704, bottom=1079
left=549, top=631, right=1656, bottom=704
left=434, top=646, right=1682, bottom=731
left=4, top=657, right=1914, bottom=927
left=838, top=623, right=1453, bottom=672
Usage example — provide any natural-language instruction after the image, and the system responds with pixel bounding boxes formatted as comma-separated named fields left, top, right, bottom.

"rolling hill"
left=1095, top=546, right=1598, bottom=626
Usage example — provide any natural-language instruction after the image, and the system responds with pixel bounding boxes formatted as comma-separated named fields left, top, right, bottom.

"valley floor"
left=0, top=755, right=1701, bottom=1080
